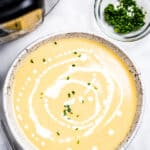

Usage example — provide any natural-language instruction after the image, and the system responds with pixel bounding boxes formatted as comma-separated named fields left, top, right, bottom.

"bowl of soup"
left=3, top=33, right=143, bottom=150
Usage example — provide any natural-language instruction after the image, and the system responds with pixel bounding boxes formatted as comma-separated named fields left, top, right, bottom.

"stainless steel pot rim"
left=3, top=32, right=144, bottom=150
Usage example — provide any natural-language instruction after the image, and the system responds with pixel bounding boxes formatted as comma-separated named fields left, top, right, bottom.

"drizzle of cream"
left=29, top=78, right=52, bottom=139
left=66, top=147, right=72, bottom=150
left=33, top=69, right=38, bottom=74
left=45, top=80, right=67, bottom=99
left=21, top=87, right=25, bottom=90
left=88, top=96, right=94, bottom=102
left=48, top=58, right=52, bottom=62
left=16, top=98, right=20, bottom=102
left=31, top=133, right=35, bottom=138
left=92, top=146, right=99, bottom=150
left=18, top=92, right=23, bottom=97
left=16, top=106, right=20, bottom=112
left=27, top=77, right=31, bottom=81
left=108, top=129, right=115, bottom=136
left=17, top=114, right=23, bottom=121
left=64, top=98, right=75, bottom=105
left=116, top=110, right=122, bottom=117
left=41, top=142, right=45, bottom=147
left=104, top=75, right=123, bottom=126
left=80, top=54, right=88, bottom=61
left=58, top=137, right=72, bottom=143
left=24, top=124, right=29, bottom=129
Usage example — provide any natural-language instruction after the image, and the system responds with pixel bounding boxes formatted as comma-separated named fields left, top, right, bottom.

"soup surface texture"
left=12, top=36, right=138, bottom=150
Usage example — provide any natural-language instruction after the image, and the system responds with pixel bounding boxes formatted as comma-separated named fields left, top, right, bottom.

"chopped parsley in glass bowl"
left=94, top=0, right=150, bottom=41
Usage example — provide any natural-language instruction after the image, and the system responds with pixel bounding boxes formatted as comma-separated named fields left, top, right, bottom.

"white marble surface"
left=0, top=0, right=150, bottom=149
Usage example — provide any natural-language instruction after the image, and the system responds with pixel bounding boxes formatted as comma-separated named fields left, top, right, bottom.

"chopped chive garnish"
left=71, top=91, right=75, bottom=95
left=73, top=51, right=78, bottom=55
left=94, top=86, right=98, bottom=90
left=63, top=110, right=67, bottom=116
left=40, top=92, right=43, bottom=95
left=63, top=105, right=73, bottom=115
left=56, top=132, right=60, bottom=136
left=77, top=140, right=80, bottom=144
left=66, top=76, right=70, bottom=80
left=54, top=41, right=57, bottom=45
left=30, top=59, right=34, bottom=63
left=87, top=82, right=91, bottom=86
left=81, top=100, right=85, bottom=104
left=72, top=64, right=76, bottom=67
left=42, top=58, right=46, bottom=62
left=78, top=54, right=81, bottom=57
left=68, top=93, right=71, bottom=98
left=76, top=115, right=79, bottom=118
left=75, top=128, right=79, bottom=131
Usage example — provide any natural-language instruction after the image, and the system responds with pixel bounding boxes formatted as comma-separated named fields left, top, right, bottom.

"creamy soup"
left=12, top=35, right=138, bottom=150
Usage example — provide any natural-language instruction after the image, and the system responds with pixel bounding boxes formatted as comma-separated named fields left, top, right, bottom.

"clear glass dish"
left=94, top=0, right=150, bottom=42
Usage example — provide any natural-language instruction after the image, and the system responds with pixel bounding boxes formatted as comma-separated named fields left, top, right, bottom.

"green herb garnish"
left=77, top=140, right=80, bottom=144
left=42, top=58, right=46, bottom=62
left=104, top=0, right=146, bottom=34
left=66, top=76, right=70, bottom=80
left=81, top=100, right=85, bottom=104
left=72, top=64, right=76, bottom=67
left=54, top=41, right=57, bottom=45
left=63, top=105, right=73, bottom=116
left=76, top=115, right=79, bottom=118
left=73, top=51, right=78, bottom=55
left=75, top=128, right=79, bottom=131
left=78, top=54, right=82, bottom=57
left=30, top=59, right=34, bottom=63
left=71, top=91, right=75, bottom=95
left=63, top=110, right=67, bottom=116
left=68, top=93, right=71, bottom=98
left=56, top=132, right=60, bottom=136
left=87, top=82, right=91, bottom=86
left=94, top=86, right=98, bottom=90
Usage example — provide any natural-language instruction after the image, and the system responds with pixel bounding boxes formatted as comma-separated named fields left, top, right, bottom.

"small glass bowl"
left=94, top=0, right=150, bottom=41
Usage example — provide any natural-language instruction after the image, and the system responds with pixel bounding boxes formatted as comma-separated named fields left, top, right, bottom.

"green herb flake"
left=81, top=100, right=85, bottom=104
left=78, top=54, right=82, bottom=57
left=73, top=51, right=78, bottom=55
left=87, top=82, right=91, bottom=86
left=71, top=91, right=75, bottom=95
left=66, top=76, right=70, bottom=80
left=75, top=128, right=79, bottom=131
left=40, top=92, right=44, bottom=95
left=72, top=64, right=76, bottom=67
left=64, top=105, right=73, bottom=115
left=42, top=58, right=46, bottom=62
left=94, top=86, right=98, bottom=90
left=68, top=93, right=71, bottom=98
left=76, top=115, right=79, bottom=118
left=54, top=41, right=57, bottom=45
left=77, top=140, right=80, bottom=144
left=56, top=132, right=60, bottom=136
left=63, top=110, right=67, bottom=116
left=30, top=59, right=34, bottom=64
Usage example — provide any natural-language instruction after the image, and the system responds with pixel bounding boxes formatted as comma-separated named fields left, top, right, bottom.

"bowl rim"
left=2, top=32, right=144, bottom=149
left=94, top=0, right=150, bottom=42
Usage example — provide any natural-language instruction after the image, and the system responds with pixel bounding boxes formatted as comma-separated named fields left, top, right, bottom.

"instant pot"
left=0, top=0, right=60, bottom=44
